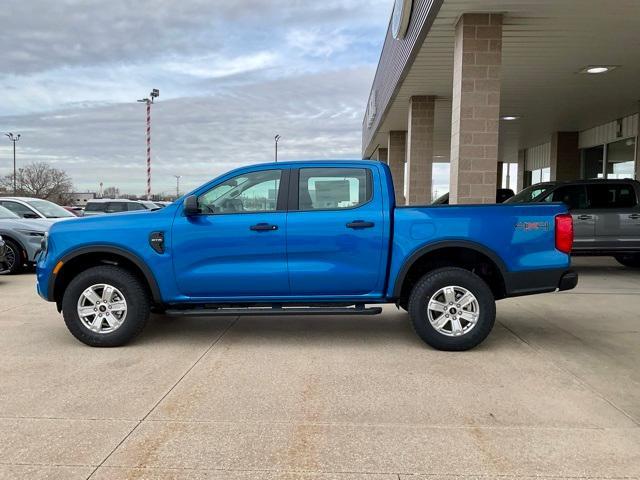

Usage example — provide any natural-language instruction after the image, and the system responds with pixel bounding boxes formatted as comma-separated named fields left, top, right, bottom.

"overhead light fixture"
left=579, top=65, right=618, bottom=74
left=501, top=115, right=520, bottom=121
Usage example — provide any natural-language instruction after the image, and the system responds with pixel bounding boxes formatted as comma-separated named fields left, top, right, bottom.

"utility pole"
left=5, top=133, right=20, bottom=195
left=137, top=89, right=159, bottom=200
left=274, top=134, right=281, bottom=162
left=174, top=175, right=182, bottom=198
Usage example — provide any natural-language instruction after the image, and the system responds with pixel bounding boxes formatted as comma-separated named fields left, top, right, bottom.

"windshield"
left=0, top=205, right=20, bottom=219
left=506, top=184, right=554, bottom=204
left=26, top=199, right=75, bottom=218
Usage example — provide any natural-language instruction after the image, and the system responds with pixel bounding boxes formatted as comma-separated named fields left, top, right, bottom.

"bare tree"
left=103, top=186, right=120, bottom=198
left=0, top=162, right=73, bottom=200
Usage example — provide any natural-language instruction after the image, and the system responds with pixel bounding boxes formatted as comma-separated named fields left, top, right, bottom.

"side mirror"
left=183, top=195, right=200, bottom=216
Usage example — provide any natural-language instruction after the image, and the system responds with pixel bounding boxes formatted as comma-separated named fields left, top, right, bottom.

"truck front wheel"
left=408, top=267, right=495, bottom=351
left=62, top=265, right=151, bottom=347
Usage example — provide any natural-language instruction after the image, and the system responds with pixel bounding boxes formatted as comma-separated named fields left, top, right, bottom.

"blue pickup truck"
left=37, top=161, right=577, bottom=350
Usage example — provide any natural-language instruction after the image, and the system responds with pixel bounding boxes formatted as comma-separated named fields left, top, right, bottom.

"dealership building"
left=362, top=0, right=640, bottom=204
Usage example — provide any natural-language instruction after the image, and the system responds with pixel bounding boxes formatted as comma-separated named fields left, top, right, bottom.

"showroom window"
left=582, top=137, right=636, bottom=179
left=530, top=167, right=550, bottom=184
left=605, top=138, right=635, bottom=179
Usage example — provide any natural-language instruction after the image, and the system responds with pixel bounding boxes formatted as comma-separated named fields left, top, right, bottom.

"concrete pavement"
left=0, top=258, right=638, bottom=479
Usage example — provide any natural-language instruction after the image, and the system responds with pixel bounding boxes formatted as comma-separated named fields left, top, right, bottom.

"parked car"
left=432, top=188, right=515, bottom=205
left=0, top=235, right=7, bottom=273
left=83, top=199, right=160, bottom=216
left=0, top=197, right=76, bottom=219
left=153, top=201, right=172, bottom=208
left=507, top=179, right=640, bottom=267
left=0, top=205, right=53, bottom=274
left=37, top=161, right=576, bottom=350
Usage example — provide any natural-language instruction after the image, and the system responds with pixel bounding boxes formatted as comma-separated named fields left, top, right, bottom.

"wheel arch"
left=50, top=246, right=163, bottom=309
left=0, top=233, right=28, bottom=263
left=0, top=233, right=27, bottom=253
left=392, top=241, right=508, bottom=303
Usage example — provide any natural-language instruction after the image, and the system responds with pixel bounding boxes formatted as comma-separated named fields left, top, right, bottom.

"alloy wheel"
left=77, top=284, right=128, bottom=334
left=426, top=285, right=480, bottom=337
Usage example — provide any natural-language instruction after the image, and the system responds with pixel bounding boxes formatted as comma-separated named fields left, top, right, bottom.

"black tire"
left=1, top=239, right=24, bottom=274
left=614, top=254, right=640, bottom=268
left=408, top=267, right=496, bottom=351
left=62, top=265, right=150, bottom=347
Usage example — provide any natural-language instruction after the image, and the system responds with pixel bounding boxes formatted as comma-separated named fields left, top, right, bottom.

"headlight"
left=15, top=229, right=46, bottom=237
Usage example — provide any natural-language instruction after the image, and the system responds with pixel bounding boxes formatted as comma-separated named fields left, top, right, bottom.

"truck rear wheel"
left=614, top=254, right=640, bottom=268
left=62, top=265, right=150, bottom=347
left=408, top=267, right=495, bottom=351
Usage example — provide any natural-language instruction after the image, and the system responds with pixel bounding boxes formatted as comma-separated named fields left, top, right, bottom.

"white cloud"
left=0, top=0, right=391, bottom=196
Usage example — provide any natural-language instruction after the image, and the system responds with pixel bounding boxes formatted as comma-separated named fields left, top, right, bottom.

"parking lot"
left=0, top=257, right=638, bottom=479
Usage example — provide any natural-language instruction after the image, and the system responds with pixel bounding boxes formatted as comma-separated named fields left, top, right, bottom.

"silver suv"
left=507, top=179, right=640, bottom=268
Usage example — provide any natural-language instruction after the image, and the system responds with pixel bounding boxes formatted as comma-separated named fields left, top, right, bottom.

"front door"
left=172, top=169, right=290, bottom=299
left=286, top=166, right=386, bottom=297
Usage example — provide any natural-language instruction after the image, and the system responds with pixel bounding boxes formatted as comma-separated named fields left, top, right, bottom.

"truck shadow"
left=141, top=311, right=425, bottom=349
left=139, top=311, right=506, bottom=351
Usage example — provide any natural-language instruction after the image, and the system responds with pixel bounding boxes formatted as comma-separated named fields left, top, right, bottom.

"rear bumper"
left=504, top=268, right=578, bottom=298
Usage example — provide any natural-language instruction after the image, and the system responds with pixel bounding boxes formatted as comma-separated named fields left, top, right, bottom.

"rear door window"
left=84, top=202, right=106, bottom=213
left=544, top=185, right=588, bottom=210
left=105, top=202, right=127, bottom=213
left=297, top=168, right=372, bottom=211
left=127, top=203, right=146, bottom=211
left=587, top=184, right=638, bottom=209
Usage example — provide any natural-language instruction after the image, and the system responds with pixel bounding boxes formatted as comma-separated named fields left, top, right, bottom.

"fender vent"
left=149, top=232, right=165, bottom=254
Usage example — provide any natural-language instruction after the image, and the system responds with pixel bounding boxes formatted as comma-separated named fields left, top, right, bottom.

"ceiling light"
left=580, top=66, right=618, bottom=74
left=501, top=116, right=519, bottom=121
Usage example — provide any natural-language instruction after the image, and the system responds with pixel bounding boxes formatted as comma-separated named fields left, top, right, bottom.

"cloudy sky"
left=0, top=0, right=393, bottom=195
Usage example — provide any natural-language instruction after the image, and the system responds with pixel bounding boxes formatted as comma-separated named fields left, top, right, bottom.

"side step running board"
left=165, top=306, right=383, bottom=317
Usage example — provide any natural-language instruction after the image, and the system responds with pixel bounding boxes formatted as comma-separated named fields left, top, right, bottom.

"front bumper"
left=504, top=268, right=578, bottom=298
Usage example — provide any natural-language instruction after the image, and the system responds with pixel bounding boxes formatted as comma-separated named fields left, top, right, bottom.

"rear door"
left=286, top=166, right=386, bottom=297
left=543, top=184, right=593, bottom=251
left=586, top=183, right=640, bottom=250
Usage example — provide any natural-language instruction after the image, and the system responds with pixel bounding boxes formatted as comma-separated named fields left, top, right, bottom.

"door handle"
left=577, top=215, right=593, bottom=220
left=346, top=220, right=375, bottom=229
left=250, top=223, right=278, bottom=231
left=629, top=214, right=640, bottom=219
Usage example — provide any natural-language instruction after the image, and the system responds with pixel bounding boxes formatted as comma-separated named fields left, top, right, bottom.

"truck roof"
left=250, top=159, right=382, bottom=168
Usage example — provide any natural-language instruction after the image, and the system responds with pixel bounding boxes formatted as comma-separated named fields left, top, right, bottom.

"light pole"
left=137, top=89, right=159, bottom=200
left=174, top=175, right=182, bottom=198
left=5, top=133, right=20, bottom=195
left=274, top=134, right=281, bottom=162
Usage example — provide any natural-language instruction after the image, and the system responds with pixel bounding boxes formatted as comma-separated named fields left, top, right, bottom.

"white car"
left=0, top=197, right=76, bottom=220
left=83, top=198, right=160, bottom=216
left=0, top=205, right=54, bottom=274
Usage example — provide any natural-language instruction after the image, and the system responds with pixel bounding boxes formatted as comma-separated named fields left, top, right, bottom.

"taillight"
left=555, top=213, right=574, bottom=254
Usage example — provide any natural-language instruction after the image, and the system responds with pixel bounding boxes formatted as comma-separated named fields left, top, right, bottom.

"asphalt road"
left=0, top=257, right=639, bottom=479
